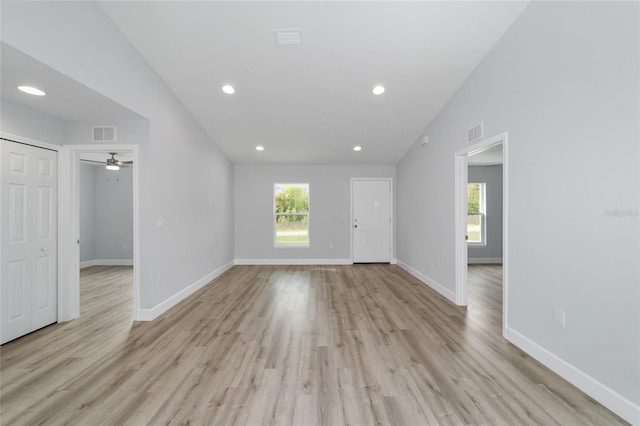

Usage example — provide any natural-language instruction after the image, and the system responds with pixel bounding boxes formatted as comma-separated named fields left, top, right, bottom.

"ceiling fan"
left=105, top=153, right=133, bottom=170
left=80, top=152, right=133, bottom=171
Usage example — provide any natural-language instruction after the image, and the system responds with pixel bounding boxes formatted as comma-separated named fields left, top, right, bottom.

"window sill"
left=468, top=242, right=487, bottom=247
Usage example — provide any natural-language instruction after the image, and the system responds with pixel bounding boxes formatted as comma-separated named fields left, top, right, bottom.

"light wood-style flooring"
left=0, top=264, right=626, bottom=425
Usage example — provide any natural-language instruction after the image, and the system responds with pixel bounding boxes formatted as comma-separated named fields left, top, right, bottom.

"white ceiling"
left=99, top=1, right=529, bottom=165
left=1, top=3, right=528, bottom=165
left=468, top=144, right=503, bottom=166
left=1, top=42, right=143, bottom=122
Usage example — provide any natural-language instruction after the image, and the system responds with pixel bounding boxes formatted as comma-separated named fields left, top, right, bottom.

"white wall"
left=66, top=119, right=148, bottom=146
left=93, top=166, right=133, bottom=261
left=2, top=2, right=235, bottom=314
left=79, top=163, right=96, bottom=263
left=1, top=98, right=65, bottom=144
left=79, top=163, right=134, bottom=265
left=235, top=164, right=395, bottom=262
left=397, top=1, right=639, bottom=420
left=468, top=165, right=502, bottom=262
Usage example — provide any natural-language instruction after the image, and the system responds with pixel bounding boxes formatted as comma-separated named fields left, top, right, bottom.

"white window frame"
left=467, top=182, right=486, bottom=246
left=273, top=183, right=310, bottom=248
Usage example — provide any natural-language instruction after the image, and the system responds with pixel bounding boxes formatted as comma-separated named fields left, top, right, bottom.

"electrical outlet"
left=554, top=308, right=566, bottom=328
left=329, top=242, right=333, bottom=249
left=424, top=256, right=428, bottom=263
left=435, top=258, right=440, bottom=268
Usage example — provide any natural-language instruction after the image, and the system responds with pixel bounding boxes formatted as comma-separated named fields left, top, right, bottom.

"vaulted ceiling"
left=100, top=1, right=528, bottom=164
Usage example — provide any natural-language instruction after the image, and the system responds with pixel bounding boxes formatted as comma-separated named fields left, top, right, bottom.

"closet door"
left=1, top=140, right=57, bottom=344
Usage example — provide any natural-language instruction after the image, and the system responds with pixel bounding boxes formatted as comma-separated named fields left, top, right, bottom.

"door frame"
left=350, top=177, right=394, bottom=263
left=59, top=144, right=140, bottom=321
left=454, top=132, right=508, bottom=337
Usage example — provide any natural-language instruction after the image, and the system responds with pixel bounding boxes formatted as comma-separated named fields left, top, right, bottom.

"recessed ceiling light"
left=256, top=145, right=264, bottom=151
left=372, top=85, right=385, bottom=95
left=18, top=85, right=46, bottom=96
left=222, top=84, right=235, bottom=95
left=353, top=146, right=362, bottom=152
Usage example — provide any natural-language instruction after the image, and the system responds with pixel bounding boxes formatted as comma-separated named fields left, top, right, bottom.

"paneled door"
left=352, top=179, right=391, bottom=263
left=1, top=140, right=57, bottom=344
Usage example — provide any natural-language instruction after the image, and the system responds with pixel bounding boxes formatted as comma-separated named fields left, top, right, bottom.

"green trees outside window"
left=274, top=183, right=309, bottom=246
left=467, top=183, right=485, bottom=244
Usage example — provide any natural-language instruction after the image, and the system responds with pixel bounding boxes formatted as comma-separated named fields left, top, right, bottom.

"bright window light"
left=274, top=183, right=310, bottom=247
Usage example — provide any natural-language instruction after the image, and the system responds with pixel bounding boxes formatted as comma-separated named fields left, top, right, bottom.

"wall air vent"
left=274, top=28, right=302, bottom=46
left=467, top=122, right=484, bottom=143
left=92, top=126, right=117, bottom=142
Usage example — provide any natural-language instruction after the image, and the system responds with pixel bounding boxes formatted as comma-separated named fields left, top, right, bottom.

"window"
left=467, top=182, right=486, bottom=245
left=274, top=183, right=309, bottom=247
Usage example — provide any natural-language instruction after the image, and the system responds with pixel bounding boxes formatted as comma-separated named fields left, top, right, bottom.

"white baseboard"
left=79, top=260, right=95, bottom=269
left=396, top=260, right=456, bottom=304
left=505, top=326, right=640, bottom=425
left=136, top=260, right=235, bottom=321
left=467, top=257, right=503, bottom=264
left=80, top=259, right=133, bottom=269
left=234, top=258, right=353, bottom=265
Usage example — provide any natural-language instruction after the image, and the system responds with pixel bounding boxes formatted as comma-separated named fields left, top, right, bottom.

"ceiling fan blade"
left=80, top=159, right=105, bottom=165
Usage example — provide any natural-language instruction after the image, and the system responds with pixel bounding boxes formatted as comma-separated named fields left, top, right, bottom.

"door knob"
left=354, top=225, right=358, bottom=228
left=41, top=248, right=47, bottom=252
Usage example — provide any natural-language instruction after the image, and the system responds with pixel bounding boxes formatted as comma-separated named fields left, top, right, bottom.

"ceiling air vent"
left=92, top=126, right=117, bottom=142
left=467, top=122, right=484, bottom=143
left=274, top=28, right=302, bottom=46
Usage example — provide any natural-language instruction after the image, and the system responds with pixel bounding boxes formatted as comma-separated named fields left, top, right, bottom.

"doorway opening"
left=454, top=133, right=508, bottom=337
left=78, top=151, right=135, bottom=319
left=60, top=144, right=140, bottom=322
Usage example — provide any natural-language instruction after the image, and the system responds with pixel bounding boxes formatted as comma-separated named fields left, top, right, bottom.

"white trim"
left=0, top=132, right=62, bottom=152
left=396, top=260, right=456, bottom=304
left=58, top=146, right=75, bottom=321
left=467, top=257, right=503, bottom=264
left=80, top=259, right=134, bottom=269
left=505, top=327, right=640, bottom=425
left=350, top=178, right=394, bottom=263
left=454, top=154, right=469, bottom=305
left=137, top=261, right=235, bottom=321
left=234, top=258, right=353, bottom=266
left=62, top=144, right=140, bottom=321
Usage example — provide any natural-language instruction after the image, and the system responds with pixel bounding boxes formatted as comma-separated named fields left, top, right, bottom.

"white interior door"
left=352, top=179, right=391, bottom=263
left=1, top=140, right=57, bottom=344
